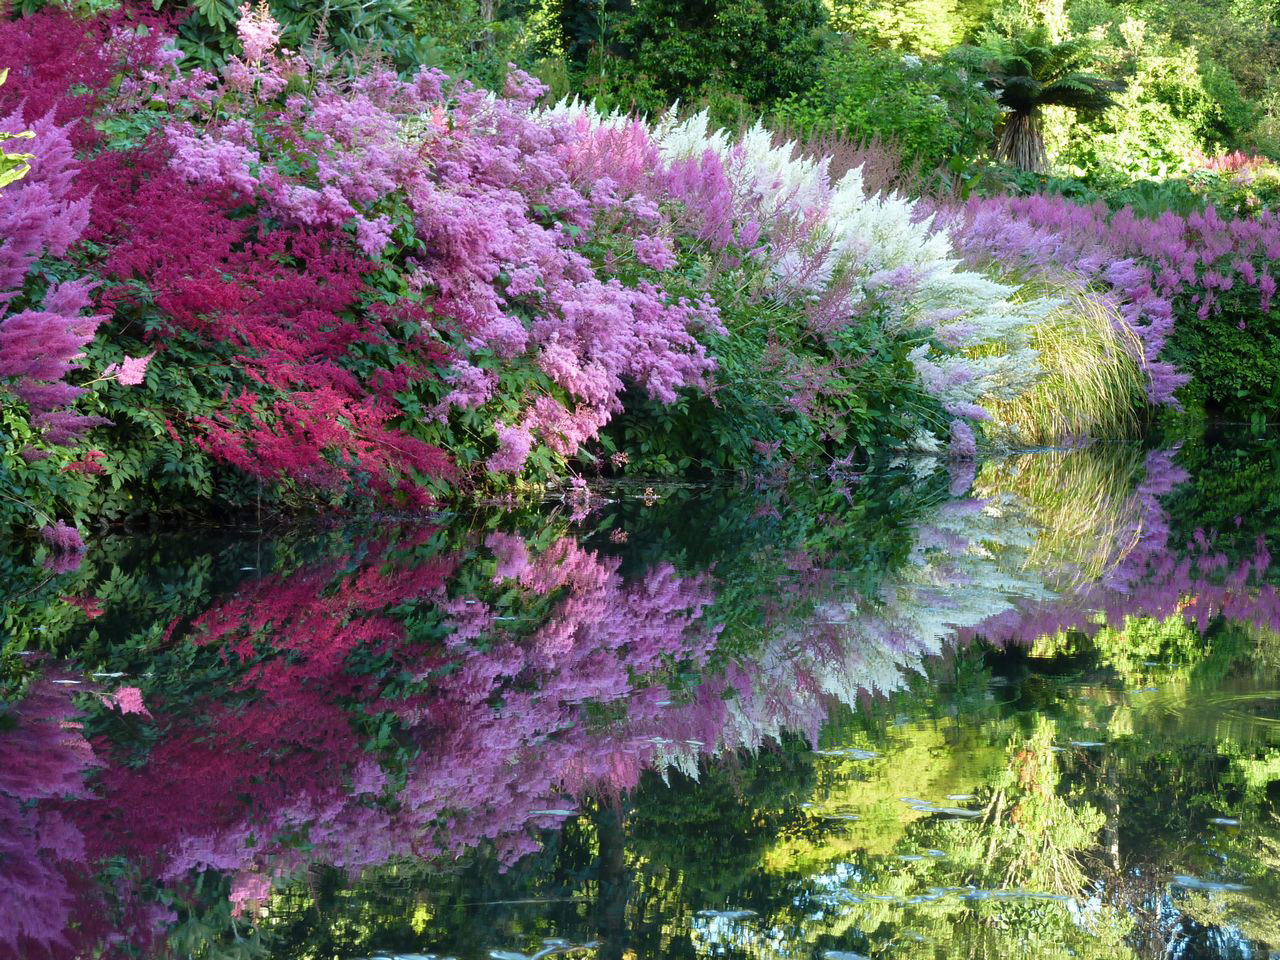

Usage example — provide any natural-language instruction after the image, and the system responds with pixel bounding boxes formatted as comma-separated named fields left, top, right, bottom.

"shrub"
left=772, top=38, right=1000, bottom=174
left=578, top=0, right=830, bottom=115
left=940, top=193, right=1280, bottom=419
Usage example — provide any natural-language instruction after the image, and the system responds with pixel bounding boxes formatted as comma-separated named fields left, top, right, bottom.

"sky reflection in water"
left=2, top=438, right=1280, bottom=959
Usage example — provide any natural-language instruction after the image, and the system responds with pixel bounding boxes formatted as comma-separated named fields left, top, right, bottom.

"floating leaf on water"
left=814, top=748, right=878, bottom=760
left=902, top=798, right=981, bottom=818
left=1209, top=817, right=1240, bottom=826
left=897, top=854, right=925, bottom=861
left=1172, top=875, right=1248, bottom=892
left=823, top=952, right=870, bottom=960
left=925, top=849, right=946, bottom=857
left=540, top=940, right=569, bottom=948
left=528, top=810, right=577, bottom=817
left=1069, top=741, right=1105, bottom=748
left=945, top=794, right=974, bottom=802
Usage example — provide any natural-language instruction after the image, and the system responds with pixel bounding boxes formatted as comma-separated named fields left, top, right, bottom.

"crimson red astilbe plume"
left=84, top=145, right=455, bottom=501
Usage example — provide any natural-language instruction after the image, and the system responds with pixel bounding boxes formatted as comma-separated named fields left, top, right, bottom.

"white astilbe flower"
left=537, top=103, right=1063, bottom=445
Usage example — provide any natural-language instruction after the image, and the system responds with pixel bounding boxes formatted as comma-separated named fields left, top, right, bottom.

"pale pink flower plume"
left=237, top=1, right=281, bottom=63
left=101, top=686, right=151, bottom=717
left=101, top=352, right=153, bottom=386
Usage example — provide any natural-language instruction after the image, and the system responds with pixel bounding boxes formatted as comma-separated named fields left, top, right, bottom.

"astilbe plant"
left=549, top=102, right=1065, bottom=455
left=127, top=11, right=724, bottom=482
left=937, top=193, right=1280, bottom=409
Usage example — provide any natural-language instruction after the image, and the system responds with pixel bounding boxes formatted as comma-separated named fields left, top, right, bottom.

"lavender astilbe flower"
left=0, top=112, right=106, bottom=444
left=936, top=193, right=1280, bottom=406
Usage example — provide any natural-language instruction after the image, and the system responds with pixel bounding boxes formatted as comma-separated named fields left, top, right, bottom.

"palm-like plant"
left=960, top=26, right=1123, bottom=173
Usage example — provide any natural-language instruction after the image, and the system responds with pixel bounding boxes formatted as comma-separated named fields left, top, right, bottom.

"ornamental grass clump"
left=978, top=279, right=1147, bottom=445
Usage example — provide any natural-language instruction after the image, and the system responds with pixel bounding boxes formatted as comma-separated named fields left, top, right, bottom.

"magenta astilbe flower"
left=40, top=520, right=85, bottom=554
left=487, top=422, right=533, bottom=474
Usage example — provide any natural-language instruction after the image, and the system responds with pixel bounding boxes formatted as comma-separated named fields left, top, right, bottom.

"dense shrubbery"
left=4, top=0, right=1280, bottom=549
left=0, top=3, right=1075, bottom=545
left=772, top=39, right=1000, bottom=175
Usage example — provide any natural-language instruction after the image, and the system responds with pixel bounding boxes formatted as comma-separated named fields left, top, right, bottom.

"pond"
left=2, top=436, right=1279, bottom=959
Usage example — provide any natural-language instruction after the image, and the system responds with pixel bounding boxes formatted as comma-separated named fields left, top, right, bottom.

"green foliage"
left=772, top=38, right=1001, bottom=172
left=828, top=0, right=980, bottom=55
left=1161, top=287, right=1280, bottom=423
left=955, top=24, right=1123, bottom=172
left=573, top=0, right=831, bottom=116
left=602, top=242, right=947, bottom=480
left=150, top=0, right=441, bottom=71
left=0, top=71, right=34, bottom=189
left=1058, top=53, right=1230, bottom=184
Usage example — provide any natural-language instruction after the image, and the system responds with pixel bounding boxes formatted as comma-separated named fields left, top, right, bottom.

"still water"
left=2, top=438, right=1279, bottom=959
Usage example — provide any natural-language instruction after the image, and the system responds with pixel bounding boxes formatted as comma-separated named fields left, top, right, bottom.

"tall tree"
left=960, top=26, right=1123, bottom=172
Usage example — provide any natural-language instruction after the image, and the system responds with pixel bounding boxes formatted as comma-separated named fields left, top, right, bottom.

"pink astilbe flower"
left=100, top=352, right=153, bottom=386
left=632, top=234, right=677, bottom=271
left=236, top=2, right=281, bottom=63
left=40, top=519, right=83, bottom=552
left=0, top=109, right=105, bottom=443
left=100, top=686, right=151, bottom=717
left=949, top=419, right=978, bottom=459
left=487, top=421, right=533, bottom=474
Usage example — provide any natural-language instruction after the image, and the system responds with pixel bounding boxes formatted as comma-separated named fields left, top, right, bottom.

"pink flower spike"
left=237, top=1, right=281, bottom=62
left=115, top=352, right=154, bottom=386
left=102, top=686, right=151, bottom=717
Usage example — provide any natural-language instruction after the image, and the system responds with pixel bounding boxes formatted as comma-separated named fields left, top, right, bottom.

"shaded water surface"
left=3, top=438, right=1280, bottom=959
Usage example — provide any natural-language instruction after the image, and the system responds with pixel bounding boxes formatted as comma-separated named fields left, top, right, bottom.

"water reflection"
left=2, top=437, right=1280, bottom=958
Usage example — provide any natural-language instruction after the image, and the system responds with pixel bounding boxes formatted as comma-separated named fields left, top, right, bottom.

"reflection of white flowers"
left=902, top=54, right=923, bottom=68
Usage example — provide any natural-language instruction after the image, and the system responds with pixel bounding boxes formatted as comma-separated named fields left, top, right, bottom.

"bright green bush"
left=577, top=0, right=830, bottom=116
left=1162, top=293, right=1280, bottom=424
left=772, top=38, right=1000, bottom=174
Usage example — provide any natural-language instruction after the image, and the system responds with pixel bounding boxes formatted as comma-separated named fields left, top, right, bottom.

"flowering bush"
left=0, top=1, right=1158, bottom=543
left=938, top=193, right=1280, bottom=417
